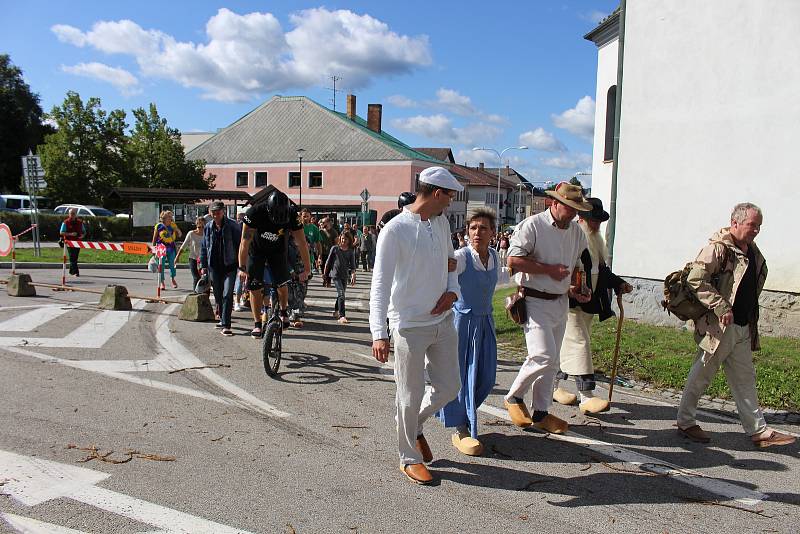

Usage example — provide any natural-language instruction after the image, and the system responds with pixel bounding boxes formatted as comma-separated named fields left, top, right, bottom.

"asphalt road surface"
left=1, top=267, right=798, bottom=533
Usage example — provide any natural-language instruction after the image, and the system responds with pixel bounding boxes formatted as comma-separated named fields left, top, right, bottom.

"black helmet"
left=398, top=192, right=416, bottom=209
left=266, top=190, right=291, bottom=225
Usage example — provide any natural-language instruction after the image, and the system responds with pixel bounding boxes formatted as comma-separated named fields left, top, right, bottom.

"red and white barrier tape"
left=64, top=240, right=124, bottom=252
left=13, top=224, right=38, bottom=239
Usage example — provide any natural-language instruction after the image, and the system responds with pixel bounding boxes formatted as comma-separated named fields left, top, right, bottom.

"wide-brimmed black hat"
left=578, top=197, right=609, bottom=222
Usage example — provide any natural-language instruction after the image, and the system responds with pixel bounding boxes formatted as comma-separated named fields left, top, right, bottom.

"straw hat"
left=545, top=182, right=592, bottom=211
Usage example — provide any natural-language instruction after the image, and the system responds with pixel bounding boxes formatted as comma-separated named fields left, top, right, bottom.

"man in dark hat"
left=552, top=198, right=632, bottom=414
left=503, top=182, right=592, bottom=435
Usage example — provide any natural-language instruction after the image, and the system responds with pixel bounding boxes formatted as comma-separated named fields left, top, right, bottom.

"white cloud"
left=552, top=96, right=595, bottom=141
left=51, top=8, right=431, bottom=102
left=519, top=127, right=566, bottom=153
left=386, top=94, right=418, bottom=108
left=435, top=88, right=476, bottom=116
left=390, top=114, right=500, bottom=146
left=541, top=153, right=592, bottom=170
left=61, top=62, right=141, bottom=96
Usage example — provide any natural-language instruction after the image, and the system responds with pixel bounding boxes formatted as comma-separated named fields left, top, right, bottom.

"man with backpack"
left=676, top=203, right=794, bottom=448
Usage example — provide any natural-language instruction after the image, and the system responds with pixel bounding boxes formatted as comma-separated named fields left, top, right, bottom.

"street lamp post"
left=472, top=146, right=528, bottom=233
left=297, top=148, right=305, bottom=207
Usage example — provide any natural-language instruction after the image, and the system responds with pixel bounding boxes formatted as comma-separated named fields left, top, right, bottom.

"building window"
left=255, top=171, right=267, bottom=187
left=236, top=171, right=248, bottom=187
left=604, top=85, right=617, bottom=162
left=309, top=171, right=323, bottom=188
left=288, top=171, right=300, bottom=188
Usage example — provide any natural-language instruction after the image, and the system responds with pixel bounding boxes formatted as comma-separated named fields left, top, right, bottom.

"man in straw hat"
left=503, top=181, right=592, bottom=434
left=552, top=198, right=632, bottom=414
left=370, top=166, right=463, bottom=485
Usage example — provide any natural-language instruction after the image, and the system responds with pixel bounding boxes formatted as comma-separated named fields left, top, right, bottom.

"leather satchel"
left=505, top=286, right=527, bottom=325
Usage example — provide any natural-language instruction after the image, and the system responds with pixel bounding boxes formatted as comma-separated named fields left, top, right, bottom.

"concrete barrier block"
left=7, top=273, right=36, bottom=297
left=99, top=285, right=132, bottom=311
left=179, top=292, right=215, bottom=322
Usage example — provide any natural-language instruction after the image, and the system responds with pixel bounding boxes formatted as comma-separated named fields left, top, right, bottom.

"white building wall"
left=589, top=38, right=619, bottom=215
left=612, top=0, right=800, bottom=292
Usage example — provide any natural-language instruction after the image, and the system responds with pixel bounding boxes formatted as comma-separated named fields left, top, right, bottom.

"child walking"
left=324, top=232, right=357, bottom=324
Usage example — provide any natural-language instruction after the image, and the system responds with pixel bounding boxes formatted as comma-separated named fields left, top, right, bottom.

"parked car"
left=0, top=194, right=51, bottom=213
left=53, top=204, right=116, bottom=217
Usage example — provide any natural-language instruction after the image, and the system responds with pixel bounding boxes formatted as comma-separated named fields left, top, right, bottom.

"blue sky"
left=1, top=0, right=618, bottom=186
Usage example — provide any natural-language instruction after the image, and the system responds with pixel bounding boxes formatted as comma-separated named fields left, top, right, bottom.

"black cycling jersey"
left=242, top=203, right=302, bottom=252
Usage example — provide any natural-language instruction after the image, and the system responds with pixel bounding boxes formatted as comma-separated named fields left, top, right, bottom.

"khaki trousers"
left=393, top=320, right=461, bottom=465
left=677, top=324, right=766, bottom=435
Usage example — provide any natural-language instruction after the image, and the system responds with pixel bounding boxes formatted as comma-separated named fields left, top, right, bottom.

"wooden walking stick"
left=607, top=294, right=625, bottom=403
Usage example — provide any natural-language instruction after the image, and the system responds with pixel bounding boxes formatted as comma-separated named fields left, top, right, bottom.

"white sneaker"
left=233, top=303, right=242, bottom=312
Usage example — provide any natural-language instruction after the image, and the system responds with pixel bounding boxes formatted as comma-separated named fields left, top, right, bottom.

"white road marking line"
left=0, top=303, right=93, bottom=312
left=305, top=298, right=368, bottom=311
left=346, top=349, right=766, bottom=507
left=0, top=304, right=81, bottom=332
left=2, top=346, right=249, bottom=410
left=477, top=404, right=765, bottom=507
left=0, top=300, right=146, bottom=348
left=154, top=305, right=290, bottom=419
left=0, top=449, right=256, bottom=534
left=1, top=512, right=90, bottom=534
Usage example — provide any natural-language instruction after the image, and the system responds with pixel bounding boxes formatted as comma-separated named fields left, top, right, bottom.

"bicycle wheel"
left=262, top=320, right=282, bottom=377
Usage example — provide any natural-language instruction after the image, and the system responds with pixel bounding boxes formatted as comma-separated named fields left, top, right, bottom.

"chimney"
left=479, top=162, right=484, bottom=170
left=367, top=104, right=382, bottom=133
left=347, top=94, right=356, bottom=120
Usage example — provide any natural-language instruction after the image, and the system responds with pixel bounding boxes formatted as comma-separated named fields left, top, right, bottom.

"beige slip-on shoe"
left=452, top=431, right=484, bottom=456
left=553, top=387, right=578, bottom=406
left=579, top=396, right=610, bottom=414
left=504, top=398, right=533, bottom=428
left=533, top=414, right=568, bottom=434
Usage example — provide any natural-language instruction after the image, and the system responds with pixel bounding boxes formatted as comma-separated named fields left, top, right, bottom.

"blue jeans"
left=210, top=268, right=236, bottom=328
left=334, top=278, right=347, bottom=317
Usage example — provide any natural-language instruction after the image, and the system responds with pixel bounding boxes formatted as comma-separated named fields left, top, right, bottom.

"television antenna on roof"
left=326, top=75, right=343, bottom=111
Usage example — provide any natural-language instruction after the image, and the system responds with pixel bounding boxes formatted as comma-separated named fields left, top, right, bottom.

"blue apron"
left=437, top=248, right=498, bottom=437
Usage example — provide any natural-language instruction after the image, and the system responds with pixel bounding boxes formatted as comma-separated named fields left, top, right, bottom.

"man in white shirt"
left=370, top=166, right=463, bottom=485
left=504, top=182, right=592, bottom=434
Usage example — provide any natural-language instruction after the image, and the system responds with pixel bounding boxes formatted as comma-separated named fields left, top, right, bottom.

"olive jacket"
left=686, top=228, right=767, bottom=355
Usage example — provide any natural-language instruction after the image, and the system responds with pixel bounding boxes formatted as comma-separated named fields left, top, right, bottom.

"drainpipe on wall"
left=606, top=0, right=626, bottom=271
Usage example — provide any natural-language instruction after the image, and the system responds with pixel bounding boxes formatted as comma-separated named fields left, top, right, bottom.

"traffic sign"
left=0, top=224, right=12, bottom=257
left=123, top=242, right=151, bottom=255
left=360, top=188, right=370, bottom=202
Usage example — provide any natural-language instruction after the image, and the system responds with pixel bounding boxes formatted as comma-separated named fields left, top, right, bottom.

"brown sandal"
left=752, top=429, right=796, bottom=448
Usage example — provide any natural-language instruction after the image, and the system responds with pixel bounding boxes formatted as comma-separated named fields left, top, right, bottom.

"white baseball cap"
left=418, top=166, right=464, bottom=192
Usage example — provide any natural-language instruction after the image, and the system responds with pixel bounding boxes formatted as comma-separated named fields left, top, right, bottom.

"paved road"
left=1, top=267, right=798, bottom=533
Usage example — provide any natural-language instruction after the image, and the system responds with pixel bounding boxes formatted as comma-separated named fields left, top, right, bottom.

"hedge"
left=0, top=212, right=195, bottom=242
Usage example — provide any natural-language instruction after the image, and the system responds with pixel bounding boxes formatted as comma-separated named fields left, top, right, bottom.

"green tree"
left=128, top=103, right=212, bottom=190
left=0, top=55, right=52, bottom=193
left=38, top=92, right=128, bottom=205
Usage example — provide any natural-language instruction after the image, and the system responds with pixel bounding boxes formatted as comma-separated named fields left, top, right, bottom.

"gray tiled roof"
left=187, top=96, right=440, bottom=164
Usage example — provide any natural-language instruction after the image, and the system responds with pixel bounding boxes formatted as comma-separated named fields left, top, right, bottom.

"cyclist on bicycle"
left=238, top=189, right=311, bottom=337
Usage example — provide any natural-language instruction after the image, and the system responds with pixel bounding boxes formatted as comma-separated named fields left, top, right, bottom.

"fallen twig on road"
left=485, top=419, right=512, bottom=427
left=66, top=444, right=176, bottom=464
left=168, top=363, right=231, bottom=374
left=518, top=477, right=552, bottom=491
left=210, top=435, right=226, bottom=442
left=679, top=496, right=773, bottom=518
left=331, top=424, right=368, bottom=429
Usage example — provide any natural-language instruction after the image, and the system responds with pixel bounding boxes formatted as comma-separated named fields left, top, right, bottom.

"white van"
left=0, top=194, right=50, bottom=212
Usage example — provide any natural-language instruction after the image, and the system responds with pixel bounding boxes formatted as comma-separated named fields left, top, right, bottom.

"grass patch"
left=10, top=247, right=151, bottom=264
left=493, top=286, right=800, bottom=411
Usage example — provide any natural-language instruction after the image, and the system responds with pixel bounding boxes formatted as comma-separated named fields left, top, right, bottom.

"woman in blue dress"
left=437, top=207, right=499, bottom=456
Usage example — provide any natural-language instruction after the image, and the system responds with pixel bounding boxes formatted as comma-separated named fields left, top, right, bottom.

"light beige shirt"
left=507, top=208, right=588, bottom=294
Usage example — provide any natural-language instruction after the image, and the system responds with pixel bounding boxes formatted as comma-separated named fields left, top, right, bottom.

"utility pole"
left=327, top=75, right=343, bottom=111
